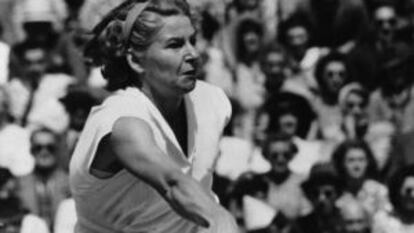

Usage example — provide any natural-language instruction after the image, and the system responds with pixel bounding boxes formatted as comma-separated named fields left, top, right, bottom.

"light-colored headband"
left=122, top=1, right=150, bottom=43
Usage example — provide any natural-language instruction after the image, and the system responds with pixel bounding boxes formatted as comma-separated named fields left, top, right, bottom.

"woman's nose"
left=184, top=43, right=199, bottom=62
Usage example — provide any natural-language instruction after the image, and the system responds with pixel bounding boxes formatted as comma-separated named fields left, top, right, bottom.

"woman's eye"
left=167, top=40, right=184, bottom=49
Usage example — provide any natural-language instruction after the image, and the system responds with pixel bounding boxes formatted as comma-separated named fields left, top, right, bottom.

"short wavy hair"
left=84, top=0, right=195, bottom=91
left=332, top=140, right=378, bottom=180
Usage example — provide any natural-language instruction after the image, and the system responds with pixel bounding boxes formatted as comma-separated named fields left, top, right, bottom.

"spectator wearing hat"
left=0, top=167, right=49, bottom=233
left=290, top=163, right=344, bottom=233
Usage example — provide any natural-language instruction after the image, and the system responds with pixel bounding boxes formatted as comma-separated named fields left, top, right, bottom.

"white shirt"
left=70, top=81, right=231, bottom=233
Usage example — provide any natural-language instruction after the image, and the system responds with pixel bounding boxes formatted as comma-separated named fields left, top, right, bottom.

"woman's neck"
left=346, top=177, right=364, bottom=195
left=141, top=84, right=184, bottom=117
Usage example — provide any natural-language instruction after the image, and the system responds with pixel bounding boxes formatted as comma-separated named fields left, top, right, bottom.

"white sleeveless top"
left=69, top=81, right=231, bottom=233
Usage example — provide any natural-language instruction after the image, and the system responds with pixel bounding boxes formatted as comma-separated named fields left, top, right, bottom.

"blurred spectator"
left=59, top=86, right=104, bottom=170
left=277, top=16, right=326, bottom=98
left=259, top=43, right=289, bottom=96
left=0, top=167, right=50, bottom=233
left=387, top=129, right=414, bottom=181
left=367, top=55, right=414, bottom=133
left=12, top=0, right=67, bottom=43
left=8, top=41, right=72, bottom=132
left=263, top=92, right=323, bottom=177
left=348, top=3, right=410, bottom=91
left=226, top=0, right=262, bottom=24
left=18, top=128, right=70, bottom=228
left=332, top=140, right=390, bottom=216
left=232, top=18, right=266, bottom=142
left=338, top=83, right=370, bottom=141
left=290, top=163, right=344, bottom=233
left=0, top=85, right=34, bottom=177
left=338, top=196, right=372, bottom=233
left=312, top=52, right=351, bottom=141
left=237, top=133, right=311, bottom=232
left=372, top=165, right=414, bottom=233
left=293, top=0, right=370, bottom=52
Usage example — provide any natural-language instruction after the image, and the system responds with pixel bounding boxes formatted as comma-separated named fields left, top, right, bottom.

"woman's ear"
left=126, top=53, right=145, bottom=74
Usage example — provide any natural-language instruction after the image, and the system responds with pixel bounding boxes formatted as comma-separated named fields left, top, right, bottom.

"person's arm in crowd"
left=111, top=117, right=239, bottom=232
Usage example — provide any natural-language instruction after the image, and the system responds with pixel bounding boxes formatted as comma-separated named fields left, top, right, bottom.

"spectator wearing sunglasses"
left=291, top=163, right=344, bottom=233
left=17, top=127, right=70, bottom=229
left=232, top=133, right=311, bottom=232
left=347, top=3, right=410, bottom=91
left=312, top=52, right=351, bottom=141
left=372, top=165, right=414, bottom=233
left=332, top=140, right=390, bottom=217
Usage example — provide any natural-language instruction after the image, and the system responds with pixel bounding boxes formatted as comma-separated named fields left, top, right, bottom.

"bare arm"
left=111, top=117, right=238, bottom=232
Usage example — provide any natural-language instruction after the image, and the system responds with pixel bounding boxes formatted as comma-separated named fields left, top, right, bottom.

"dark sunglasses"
left=313, top=187, right=337, bottom=199
left=376, top=18, right=396, bottom=27
left=326, top=70, right=345, bottom=79
left=402, top=187, right=414, bottom=197
left=31, top=144, right=56, bottom=154
left=346, top=101, right=364, bottom=109
left=268, top=151, right=294, bottom=160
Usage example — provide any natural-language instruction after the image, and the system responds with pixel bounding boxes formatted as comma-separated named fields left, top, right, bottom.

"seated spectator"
left=387, top=129, right=414, bottom=181
left=59, top=86, right=105, bottom=170
left=233, top=18, right=266, bottom=110
left=333, top=140, right=390, bottom=216
left=259, top=43, right=288, bottom=97
left=372, top=165, right=414, bottom=233
left=337, top=196, right=371, bottom=233
left=290, top=163, right=344, bottom=233
left=312, top=52, right=351, bottom=141
left=237, top=133, right=311, bottom=233
left=18, top=128, right=71, bottom=228
left=264, top=92, right=323, bottom=177
left=7, top=41, right=72, bottom=132
left=277, top=16, right=327, bottom=98
left=348, top=3, right=410, bottom=91
left=367, top=55, right=414, bottom=134
left=0, top=167, right=49, bottom=233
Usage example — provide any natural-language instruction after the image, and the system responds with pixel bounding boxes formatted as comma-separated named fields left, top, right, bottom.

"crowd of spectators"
left=0, top=0, right=414, bottom=232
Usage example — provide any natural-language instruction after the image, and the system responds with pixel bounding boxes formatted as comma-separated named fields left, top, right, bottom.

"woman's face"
left=139, top=15, right=199, bottom=96
left=344, top=148, right=368, bottom=179
left=323, top=61, right=347, bottom=95
left=344, top=92, right=365, bottom=118
left=278, top=113, right=298, bottom=137
left=286, top=25, right=309, bottom=52
left=242, top=31, right=261, bottom=55
left=266, top=141, right=294, bottom=174
left=400, top=176, right=414, bottom=212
